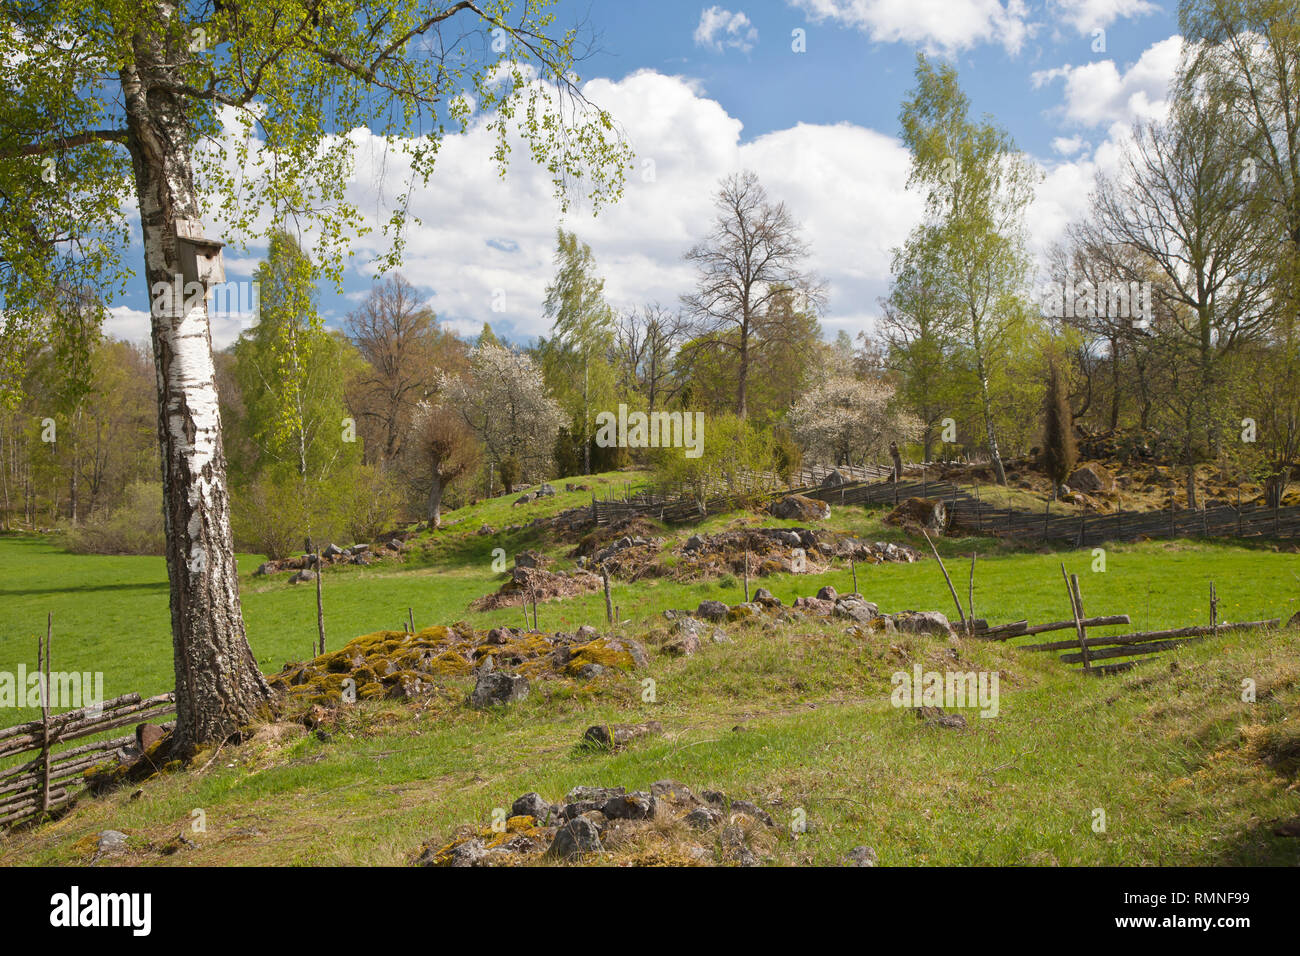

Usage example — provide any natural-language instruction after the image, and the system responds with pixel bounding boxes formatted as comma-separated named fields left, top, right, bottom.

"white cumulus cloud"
left=1031, top=34, right=1182, bottom=128
left=789, top=0, right=1035, bottom=55
left=694, top=7, right=759, bottom=53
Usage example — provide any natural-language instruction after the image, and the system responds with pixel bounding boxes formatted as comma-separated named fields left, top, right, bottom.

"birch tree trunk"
left=120, top=11, right=271, bottom=754
left=972, top=325, right=1007, bottom=485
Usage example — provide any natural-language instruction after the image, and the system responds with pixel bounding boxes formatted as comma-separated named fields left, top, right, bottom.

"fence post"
left=39, top=613, right=51, bottom=814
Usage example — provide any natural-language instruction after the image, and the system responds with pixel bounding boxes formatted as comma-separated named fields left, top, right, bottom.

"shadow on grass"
left=0, top=581, right=169, bottom=597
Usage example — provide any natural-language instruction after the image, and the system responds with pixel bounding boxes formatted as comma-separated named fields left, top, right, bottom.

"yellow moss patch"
left=565, top=638, right=635, bottom=676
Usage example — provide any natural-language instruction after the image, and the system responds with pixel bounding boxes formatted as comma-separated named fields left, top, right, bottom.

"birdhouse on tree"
left=174, top=218, right=226, bottom=287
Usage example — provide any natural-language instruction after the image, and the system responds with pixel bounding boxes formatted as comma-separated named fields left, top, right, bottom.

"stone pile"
left=416, top=780, right=781, bottom=867
left=269, top=623, right=648, bottom=709
left=667, top=585, right=957, bottom=639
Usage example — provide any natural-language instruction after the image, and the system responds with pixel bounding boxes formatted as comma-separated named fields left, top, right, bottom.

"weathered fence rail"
left=593, top=467, right=1300, bottom=544
left=0, top=691, right=175, bottom=827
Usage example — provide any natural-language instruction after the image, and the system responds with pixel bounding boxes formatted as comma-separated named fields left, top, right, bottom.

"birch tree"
left=0, top=1, right=628, bottom=752
left=898, top=54, right=1038, bottom=484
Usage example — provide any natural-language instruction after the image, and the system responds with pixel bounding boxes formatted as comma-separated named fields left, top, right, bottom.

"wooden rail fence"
left=0, top=691, right=175, bottom=827
left=592, top=467, right=1300, bottom=545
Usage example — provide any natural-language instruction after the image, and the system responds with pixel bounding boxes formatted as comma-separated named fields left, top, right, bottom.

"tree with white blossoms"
left=787, top=377, right=921, bottom=468
left=444, top=344, right=562, bottom=490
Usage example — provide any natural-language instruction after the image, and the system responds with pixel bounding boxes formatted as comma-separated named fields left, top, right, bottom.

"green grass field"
left=1, top=473, right=1298, bottom=866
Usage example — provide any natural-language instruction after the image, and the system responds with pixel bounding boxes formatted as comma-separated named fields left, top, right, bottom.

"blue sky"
left=104, top=0, right=1187, bottom=350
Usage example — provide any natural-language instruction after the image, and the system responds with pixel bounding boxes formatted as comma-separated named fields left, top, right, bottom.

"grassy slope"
left=1, top=470, right=1298, bottom=865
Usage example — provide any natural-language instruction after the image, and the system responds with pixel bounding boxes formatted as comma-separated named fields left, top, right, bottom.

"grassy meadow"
left=1, top=469, right=1298, bottom=866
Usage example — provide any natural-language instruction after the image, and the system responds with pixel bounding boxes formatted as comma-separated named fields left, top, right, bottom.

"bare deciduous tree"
left=681, top=171, right=824, bottom=419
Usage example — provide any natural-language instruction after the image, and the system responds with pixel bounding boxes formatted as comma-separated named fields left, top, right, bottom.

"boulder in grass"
left=884, top=497, right=946, bottom=533
left=792, top=596, right=834, bottom=616
left=770, top=494, right=831, bottom=521
left=546, top=818, right=603, bottom=859
left=891, top=610, right=956, bottom=637
left=696, top=600, right=729, bottom=622
left=1067, top=462, right=1115, bottom=494
left=469, top=671, right=529, bottom=709
left=844, top=846, right=878, bottom=867
left=834, top=597, right=879, bottom=624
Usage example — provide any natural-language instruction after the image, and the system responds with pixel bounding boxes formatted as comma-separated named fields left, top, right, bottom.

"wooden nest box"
left=174, top=218, right=226, bottom=287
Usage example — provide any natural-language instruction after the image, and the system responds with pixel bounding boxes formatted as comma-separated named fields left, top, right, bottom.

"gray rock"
left=602, top=792, right=656, bottom=820
left=893, top=610, right=956, bottom=637
left=816, top=585, right=838, bottom=601
left=289, top=569, right=316, bottom=584
left=684, top=806, right=722, bottom=830
left=536, top=483, right=557, bottom=497
left=684, top=535, right=704, bottom=552
left=721, top=824, right=760, bottom=866
left=845, top=845, right=878, bottom=867
left=664, top=619, right=701, bottom=657
left=602, top=636, right=650, bottom=668
left=506, top=790, right=548, bottom=822
left=792, top=596, right=834, bottom=615
left=650, top=780, right=697, bottom=803
left=834, top=598, right=879, bottom=624
left=752, top=587, right=782, bottom=608
left=448, top=838, right=488, bottom=867
left=729, top=799, right=775, bottom=827
left=696, top=600, right=729, bottom=622
left=915, top=705, right=967, bottom=729
left=546, top=817, right=603, bottom=858
left=322, top=543, right=344, bottom=558
left=469, top=670, right=529, bottom=709
left=97, top=830, right=129, bottom=854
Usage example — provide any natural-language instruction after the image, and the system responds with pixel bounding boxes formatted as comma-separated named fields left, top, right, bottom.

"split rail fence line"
left=591, top=469, right=1300, bottom=544
left=0, top=691, right=176, bottom=827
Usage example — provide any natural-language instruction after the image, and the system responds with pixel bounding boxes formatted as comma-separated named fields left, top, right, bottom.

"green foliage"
left=894, top=55, right=1040, bottom=473
left=1041, top=356, right=1077, bottom=491
left=652, top=413, right=777, bottom=509
left=65, top=480, right=164, bottom=555
left=772, top=428, right=803, bottom=483
left=231, top=231, right=357, bottom=481
left=498, top=455, right=523, bottom=494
